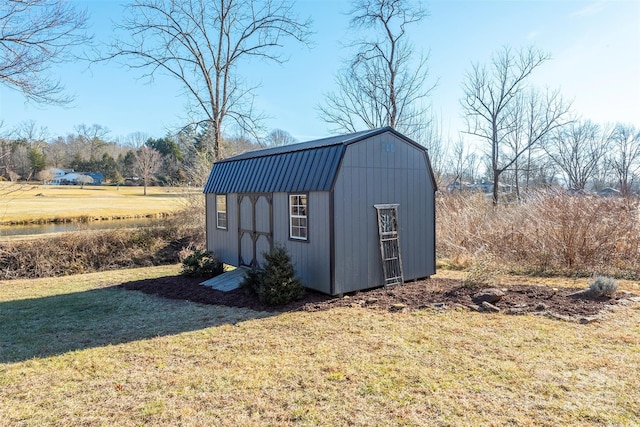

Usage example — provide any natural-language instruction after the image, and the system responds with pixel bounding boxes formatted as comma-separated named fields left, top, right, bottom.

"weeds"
left=0, top=209, right=206, bottom=280
left=462, top=249, right=498, bottom=288
left=437, top=192, right=640, bottom=279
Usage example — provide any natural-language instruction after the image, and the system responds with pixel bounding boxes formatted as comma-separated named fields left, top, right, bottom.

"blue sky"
left=0, top=0, right=638, bottom=143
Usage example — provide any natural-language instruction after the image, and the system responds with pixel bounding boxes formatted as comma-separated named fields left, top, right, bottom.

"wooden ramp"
left=200, top=267, right=248, bottom=292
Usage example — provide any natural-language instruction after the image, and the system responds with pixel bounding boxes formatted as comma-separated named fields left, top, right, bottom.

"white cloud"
left=526, top=30, right=541, bottom=40
left=571, top=1, right=607, bottom=18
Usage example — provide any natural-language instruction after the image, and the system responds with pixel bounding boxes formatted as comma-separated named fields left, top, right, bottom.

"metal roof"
left=203, top=127, right=432, bottom=194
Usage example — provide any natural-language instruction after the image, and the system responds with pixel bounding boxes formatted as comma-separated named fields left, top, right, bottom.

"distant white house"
left=45, top=168, right=71, bottom=184
left=446, top=180, right=512, bottom=194
left=597, top=187, right=621, bottom=197
left=45, top=168, right=103, bottom=186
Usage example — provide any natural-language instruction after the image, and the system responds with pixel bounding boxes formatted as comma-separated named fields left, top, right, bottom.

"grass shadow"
left=0, top=282, right=271, bottom=363
left=142, top=193, right=190, bottom=198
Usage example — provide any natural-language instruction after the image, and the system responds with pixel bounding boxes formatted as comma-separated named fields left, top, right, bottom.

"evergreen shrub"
left=588, top=275, right=618, bottom=297
left=181, top=249, right=224, bottom=278
left=240, top=243, right=304, bottom=306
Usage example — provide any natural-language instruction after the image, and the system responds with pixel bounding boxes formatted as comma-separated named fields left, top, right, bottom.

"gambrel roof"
left=203, top=127, right=435, bottom=194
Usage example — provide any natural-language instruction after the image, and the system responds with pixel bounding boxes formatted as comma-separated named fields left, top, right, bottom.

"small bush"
left=462, top=250, right=497, bottom=288
left=240, top=244, right=304, bottom=306
left=239, top=267, right=264, bottom=295
left=181, top=249, right=224, bottom=278
left=588, top=275, right=618, bottom=297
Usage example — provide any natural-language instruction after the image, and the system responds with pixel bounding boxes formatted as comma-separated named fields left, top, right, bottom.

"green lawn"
left=0, top=183, right=195, bottom=224
left=1, top=266, right=639, bottom=426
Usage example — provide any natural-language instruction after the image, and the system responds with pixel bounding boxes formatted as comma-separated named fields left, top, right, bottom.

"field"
left=0, top=183, right=195, bottom=224
left=1, top=265, right=639, bottom=426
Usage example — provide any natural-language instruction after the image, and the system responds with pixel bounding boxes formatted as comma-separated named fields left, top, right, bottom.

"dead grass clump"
left=436, top=192, right=495, bottom=267
left=437, top=192, right=640, bottom=279
left=165, top=190, right=206, bottom=249
left=462, top=249, right=500, bottom=288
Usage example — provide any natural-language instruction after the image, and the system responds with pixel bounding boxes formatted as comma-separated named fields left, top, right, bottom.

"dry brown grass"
left=1, top=266, right=639, bottom=426
left=0, top=183, right=195, bottom=224
left=0, top=184, right=206, bottom=280
left=437, top=192, right=640, bottom=279
left=0, top=224, right=202, bottom=280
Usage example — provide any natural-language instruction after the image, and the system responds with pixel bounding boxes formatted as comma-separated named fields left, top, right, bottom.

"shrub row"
left=437, top=192, right=640, bottom=279
left=0, top=218, right=204, bottom=280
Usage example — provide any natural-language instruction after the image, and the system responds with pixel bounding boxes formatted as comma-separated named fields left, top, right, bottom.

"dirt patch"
left=120, top=275, right=637, bottom=320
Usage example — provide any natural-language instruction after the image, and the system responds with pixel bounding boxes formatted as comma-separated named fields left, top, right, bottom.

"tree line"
left=1, top=0, right=638, bottom=201
left=432, top=118, right=639, bottom=199
left=0, top=122, right=296, bottom=189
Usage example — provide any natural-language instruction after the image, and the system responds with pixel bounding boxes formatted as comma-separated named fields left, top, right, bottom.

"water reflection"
left=0, top=218, right=162, bottom=237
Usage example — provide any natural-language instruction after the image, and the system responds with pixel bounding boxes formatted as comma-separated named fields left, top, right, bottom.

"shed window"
left=216, top=194, right=227, bottom=230
left=289, top=194, right=307, bottom=240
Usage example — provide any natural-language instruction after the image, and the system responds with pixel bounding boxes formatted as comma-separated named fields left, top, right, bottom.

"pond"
left=0, top=217, right=163, bottom=238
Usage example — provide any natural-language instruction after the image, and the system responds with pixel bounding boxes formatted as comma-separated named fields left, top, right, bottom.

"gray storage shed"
left=203, top=126, right=437, bottom=295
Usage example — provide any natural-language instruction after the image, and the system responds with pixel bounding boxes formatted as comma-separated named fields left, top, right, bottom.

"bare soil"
left=120, top=275, right=636, bottom=320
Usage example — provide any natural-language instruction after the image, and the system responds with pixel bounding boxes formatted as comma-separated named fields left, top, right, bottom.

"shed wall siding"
left=272, top=191, right=332, bottom=294
left=333, top=133, right=435, bottom=294
left=206, top=193, right=239, bottom=266
left=239, top=196, right=253, bottom=231
left=207, top=192, right=331, bottom=294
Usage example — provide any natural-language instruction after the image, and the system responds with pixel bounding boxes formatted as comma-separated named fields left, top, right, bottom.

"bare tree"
left=12, top=121, right=49, bottom=148
left=503, top=89, right=570, bottom=197
left=609, top=123, right=640, bottom=196
left=461, top=46, right=570, bottom=204
left=107, top=0, right=311, bottom=161
left=44, top=136, right=70, bottom=167
left=414, top=117, right=447, bottom=187
left=447, top=138, right=478, bottom=191
left=522, top=154, right=559, bottom=190
left=0, top=0, right=90, bottom=105
left=75, top=124, right=110, bottom=160
left=221, top=134, right=260, bottom=158
left=0, top=139, right=13, bottom=179
left=134, top=146, right=162, bottom=195
left=75, top=174, right=93, bottom=189
left=544, top=121, right=612, bottom=191
left=0, top=150, right=25, bottom=197
left=592, top=155, right=614, bottom=192
left=318, top=0, right=434, bottom=138
left=37, top=168, right=56, bottom=183
left=11, top=143, right=31, bottom=180
left=126, top=131, right=150, bottom=149
left=263, top=129, right=297, bottom=147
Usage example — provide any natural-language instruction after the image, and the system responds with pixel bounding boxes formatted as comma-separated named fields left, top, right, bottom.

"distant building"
left=46, top=169, right=103, bottom=186
left=446, top=180, right=512, bottom=194
left=597, top=187, right=621, bottom=197
left=85, top=172, right=104, bottom=185
left=45, top=168, right=73, bottom=184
